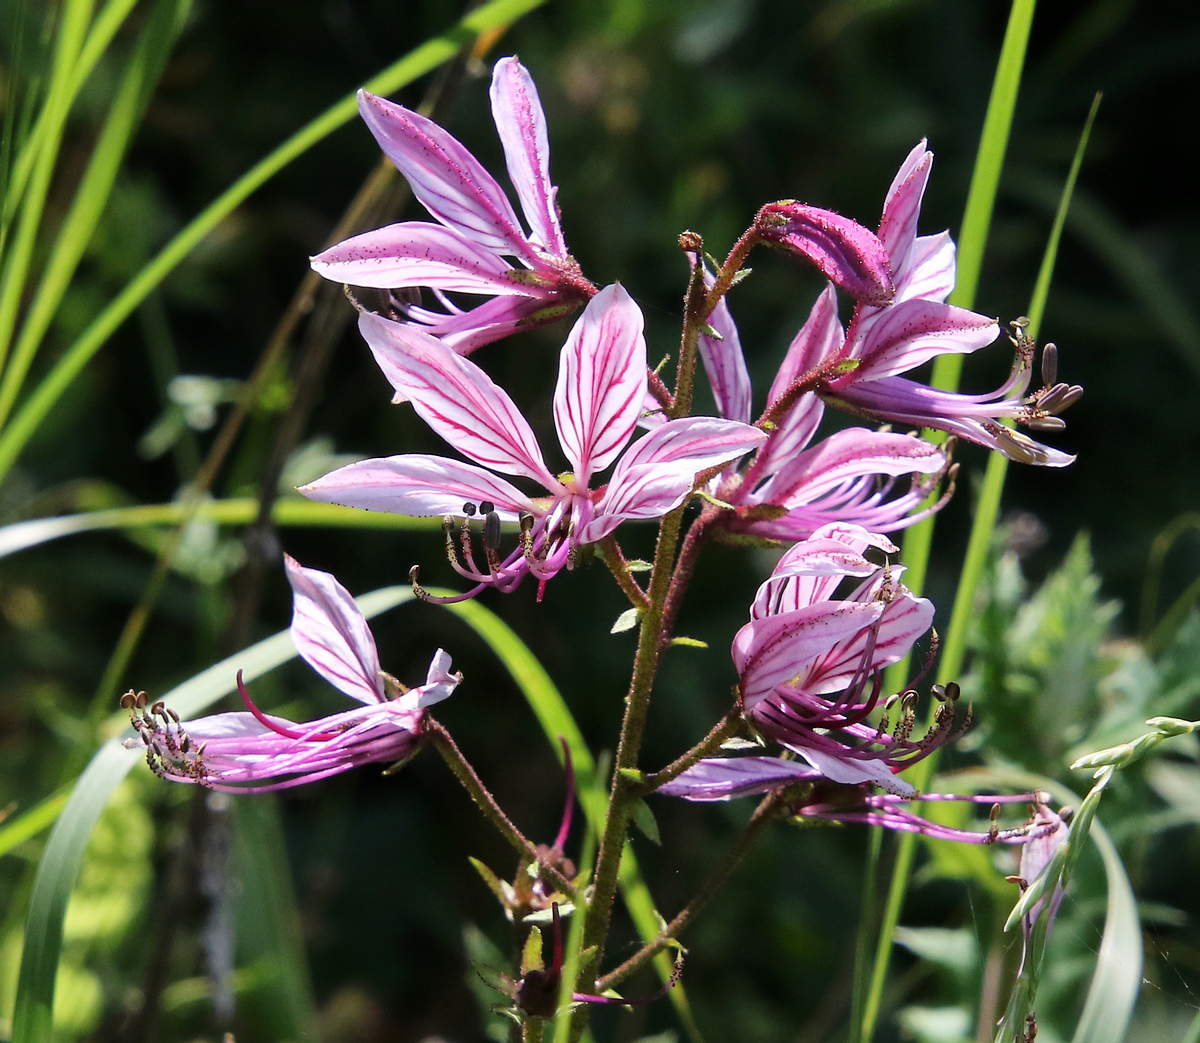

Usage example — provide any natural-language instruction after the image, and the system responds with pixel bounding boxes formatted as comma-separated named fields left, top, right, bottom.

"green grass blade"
left=0, top=0, right=547, bottom=483
left=0, top=0, right=93, bottom=373
left=858, top=4, right=1039, bottom=1040
left=0, top=498, right=439, bottom=559
left=1068, top=821, right=1140, bottom=1043
left=0, top=0, right=190, bottom=428
left=2, top=0, right=139, bottom=225
left=11, top=583, right=415, bottom=1043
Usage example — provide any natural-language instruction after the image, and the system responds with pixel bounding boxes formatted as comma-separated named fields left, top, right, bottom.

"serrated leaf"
left=522, top=926, right=544, bottom=974
left=625, top=559, right=652, bottom=572
left=612, top=607, right=640, bottom=634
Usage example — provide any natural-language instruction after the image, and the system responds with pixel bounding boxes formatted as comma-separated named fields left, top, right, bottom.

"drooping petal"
left=756, top=202, right=895, bottom=303
left=756, top=428, right=945, bottom=509
left=851, top=298, right=999, bottom=379
left=581, top=417, right=766, bottom=543
left=553, top=284, right=647, bottom=482
left=285, top=556, right=385, bottom=704
left=401, top=293, right=573, bottom=355
left=299, top=454, right=538, bottom=520
left=786, top=744, right=916, bottom=795
left=310, top=223, right=530, bottom=294
left=356, top=311, right=556, bottom=485
left=357, top=90, right=532, bottom=261
left=489, top=57, right=568, bottom=258
left=657, top=756, right=819, bottom=801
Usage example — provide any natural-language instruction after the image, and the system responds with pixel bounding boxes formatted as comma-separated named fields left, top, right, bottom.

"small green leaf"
left=522, top=926, right=544, bottom=974
left=469, top=857, right=514, bottom=908
left=669, top=636, right=708, bottom=650
left=611, top=608, right=640, bottom=634
left=629, top=798, right=661, bottom=846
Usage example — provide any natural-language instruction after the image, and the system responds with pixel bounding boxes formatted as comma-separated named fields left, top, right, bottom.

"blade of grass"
left=2, top=0, right=140, bottom=226
left=0, top=0, right=92, bottom=373
left=0, top=0, right=191, bottom=428
left=0, top=498, right=440, bottom=559
left=856, top=4, right=1039, bottom=1040
left=0, top=0, right=548, bottom=483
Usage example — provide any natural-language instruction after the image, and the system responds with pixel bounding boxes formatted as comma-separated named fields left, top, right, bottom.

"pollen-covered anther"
left=409, top=565, right=433, bottom=602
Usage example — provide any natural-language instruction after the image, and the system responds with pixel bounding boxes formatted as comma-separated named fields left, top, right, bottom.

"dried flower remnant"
left=300, top=285, right=765, bottom=600
left=310, top=57, right=596, bottom=353
left=124, top=557, right=460, bottom=791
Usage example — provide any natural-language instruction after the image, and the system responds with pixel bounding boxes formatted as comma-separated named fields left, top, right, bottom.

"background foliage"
left=2, top=1, right=1198, bottom=1041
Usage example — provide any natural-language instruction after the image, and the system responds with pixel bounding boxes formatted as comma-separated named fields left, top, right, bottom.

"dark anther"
left=1041, top=342, right=1058, bottom=386
left=989, top=802, right=1002, bottom=823
left=462, top=502, right=477, bottom=517
left=120, top=691, right=137, bottom=710
left=479, top=500, right=495, bottom=515
left=483, top=507, right=502, bottom=552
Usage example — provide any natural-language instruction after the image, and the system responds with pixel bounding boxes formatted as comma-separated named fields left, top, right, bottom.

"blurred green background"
left=2, top=1, right=1199, bottom=1041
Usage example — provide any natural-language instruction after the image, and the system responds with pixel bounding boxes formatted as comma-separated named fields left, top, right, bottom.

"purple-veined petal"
left=410, top=648, right=461, bottom=709
left=806, top=589, right=934, bottom=693
left=852, top=298, right=999, bottom=379
left=899, top=231, right=956, bottom=304
left=310, top=223, right=530, bottom=294
left=757, top=428, right=945, bottom=508
left=553, top=284, right=647, bottom=482
left=299, top=454, right=537, bottom=519
left=697, top=265, right=752, bottom=424
left=767, top=283, right=845, bottom=404
left=785, top=743, right=916, bottom=796
left=490, top=57, right=568, bottom=258
left=734, top=601, right=885, bottom=706
left=877, top=141, right=932, bottom=273
left=285, top=556, right=385, bottom=704
left=657, top=756, right=820, bottom=801
left=402, top=293, right=570, bottom=356
left=357, top=90, right=532, bottom=261
left=582, top=417, right=766, bottom=542
left=357, top=311, right=556, bottom=485
left=756, top=202, right=894, bottom=303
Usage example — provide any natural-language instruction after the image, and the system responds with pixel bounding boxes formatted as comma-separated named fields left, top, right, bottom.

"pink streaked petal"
left=405, top=294, right=568, bottom=355
left=553, top=284, right=647, bottom=481
left=877, top=141, right=932, bottom=271
left=759, top=428, right=945, bottom=507
left=284, top=556, right=385, bottom=704
left=310, top=223, right=528, bottom=294
left=808, top=591, right=934, bottom=692
left=900, top=231, right=956, bottom=304
left=299, top=454, right=537, bottom=519
left=357, top=90, right=531, bottom=261
left=584, top=418, right=766, bottom=541
left=757, top=202, right=894, bottom=303
left=490, top=57, right=568, bottom=258
left=785, top=743, right=916, bottom=796
left=657, top=756, right=819, bottom=801
left=696, top=264, right=752, bottom=424
left=854, top=299, right=999, bottom=379
left=735, top=601, right=884, bottom=705
left=768, top=284, right=845, bottom=404
left=357, top=311, right=555, bottom=484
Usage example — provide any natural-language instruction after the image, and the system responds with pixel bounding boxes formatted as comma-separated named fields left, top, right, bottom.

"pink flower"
left=125, top=556, right=461, bottom=791
left=813, top=142, right=1081, bottom=465
left=310, top=57, right=596, bottom=353
left=693, top=261, right=951, bottom=541
left=299, top=284, right=766, bottom=599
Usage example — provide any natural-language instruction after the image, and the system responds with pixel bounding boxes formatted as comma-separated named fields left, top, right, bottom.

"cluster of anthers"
left=122, top=690, right=205, bottom=784
left=986, top=318, right=1085, bottom=464
left=411, top=498, right=581, bottom=601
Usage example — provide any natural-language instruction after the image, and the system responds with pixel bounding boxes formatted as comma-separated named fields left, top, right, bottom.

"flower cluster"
left=125, top=56, right=1075, bottom=1029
